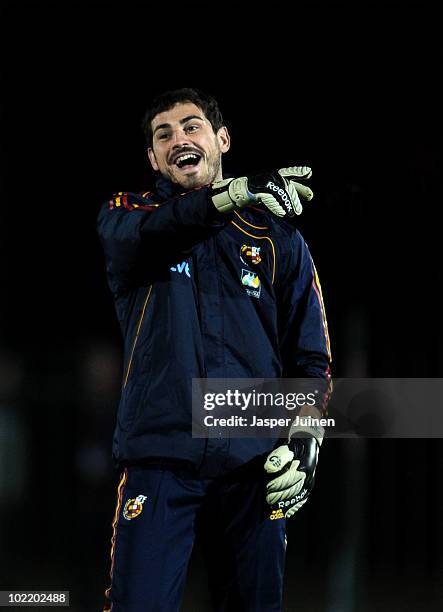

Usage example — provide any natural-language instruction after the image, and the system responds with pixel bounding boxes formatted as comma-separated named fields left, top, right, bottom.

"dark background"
left=0, top=1, right=441, bottom=610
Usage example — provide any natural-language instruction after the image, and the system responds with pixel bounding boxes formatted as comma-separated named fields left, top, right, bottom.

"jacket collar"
left=155, top=175, right=186, bottom=199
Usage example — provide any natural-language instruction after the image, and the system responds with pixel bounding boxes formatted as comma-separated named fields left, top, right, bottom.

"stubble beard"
left=172, top=150, right=222, bottom=190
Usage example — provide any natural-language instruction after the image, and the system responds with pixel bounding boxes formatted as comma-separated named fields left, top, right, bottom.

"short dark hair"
left=141, top=87, right=224, bottom=147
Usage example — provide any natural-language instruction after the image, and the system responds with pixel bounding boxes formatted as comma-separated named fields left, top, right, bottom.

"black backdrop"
left=0, top=1, right=441, bottom=611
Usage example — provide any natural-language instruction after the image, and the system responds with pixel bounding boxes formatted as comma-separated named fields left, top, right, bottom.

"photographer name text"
left=203, top=415, right=335, bottom=429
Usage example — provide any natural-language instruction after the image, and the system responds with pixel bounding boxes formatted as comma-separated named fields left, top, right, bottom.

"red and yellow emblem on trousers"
left=123, top=495, right=147, bottom=520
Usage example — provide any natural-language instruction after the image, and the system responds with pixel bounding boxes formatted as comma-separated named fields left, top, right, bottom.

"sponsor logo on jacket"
left=241, top=269, right=261, bottom=298
left=170, top=261, right=191, bottom=278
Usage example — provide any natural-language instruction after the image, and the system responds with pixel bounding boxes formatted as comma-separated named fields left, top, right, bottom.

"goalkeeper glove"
left=264, top=422, right=323, bottom=519
left=210, top=166, right=313, bottom=217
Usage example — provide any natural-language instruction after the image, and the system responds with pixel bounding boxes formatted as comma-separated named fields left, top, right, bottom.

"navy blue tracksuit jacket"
left=97, top=176, right=331, bottom=472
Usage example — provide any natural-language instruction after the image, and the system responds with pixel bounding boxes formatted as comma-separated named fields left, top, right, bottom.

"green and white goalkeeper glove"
left=264, top=422, right=324, bottom=519
left=210, top=166, right=313, bottom=217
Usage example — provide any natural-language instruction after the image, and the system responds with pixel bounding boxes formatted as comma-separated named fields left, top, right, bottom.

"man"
left=98, top=88, right=331, bottom=611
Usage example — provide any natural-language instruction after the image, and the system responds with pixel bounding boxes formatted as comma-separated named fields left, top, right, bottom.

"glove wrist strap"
left=288, top=422, right=324, bottom=447
left=211, top=178, right=236, bottom=213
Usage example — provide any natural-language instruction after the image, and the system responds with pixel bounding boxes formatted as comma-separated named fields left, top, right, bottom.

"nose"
left=170, top=129, right=191, bottom=149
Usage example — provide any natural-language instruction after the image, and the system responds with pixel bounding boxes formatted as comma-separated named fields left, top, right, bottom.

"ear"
left=147, top=147, right=159, bottom=171
left=217, top=126, right=230, bottom=154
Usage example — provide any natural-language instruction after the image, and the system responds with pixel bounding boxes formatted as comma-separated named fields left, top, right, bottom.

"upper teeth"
left=176, top=154, right=199, bottom=164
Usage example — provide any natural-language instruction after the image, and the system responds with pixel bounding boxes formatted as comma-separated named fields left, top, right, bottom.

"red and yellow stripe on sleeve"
left=311, top=263, right=332, bottom=362
left=108, top=191, right=160, bottom=211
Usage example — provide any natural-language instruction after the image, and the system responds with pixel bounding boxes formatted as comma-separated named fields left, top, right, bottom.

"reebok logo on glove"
left=266, top=181, right=292, bottom=214
left=276, top=488, right=308, bottom=509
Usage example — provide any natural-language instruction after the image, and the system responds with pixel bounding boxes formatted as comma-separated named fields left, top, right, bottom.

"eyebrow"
left=153, top=115, right=204, bottom=135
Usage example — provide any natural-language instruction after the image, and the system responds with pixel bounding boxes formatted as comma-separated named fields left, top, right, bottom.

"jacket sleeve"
left=97, top=187, right=232, bottom=291
left=278, top=230, right=332, bottom=414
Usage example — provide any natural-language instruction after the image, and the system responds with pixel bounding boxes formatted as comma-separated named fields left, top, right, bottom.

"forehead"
left=151, top=102, right=207, bottom=130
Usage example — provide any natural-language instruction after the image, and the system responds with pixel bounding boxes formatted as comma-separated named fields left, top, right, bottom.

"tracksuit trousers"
left=103, top=458, right=286, bottom=612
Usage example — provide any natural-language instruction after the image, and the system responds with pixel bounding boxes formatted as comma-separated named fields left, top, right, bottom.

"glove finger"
left=266, top=459, right=301, bottom=491
left=285, top=498, right=308, bottom=519
left=266, top=476, right=306, bottom=505
left=286, top=183, right=303, bottom=215
left=257, top=193, right=286, bottom=217
left=278, top=166, right=312, bottom=180
left=291, top=181, right=314, bottom=202
left=264, top=445, right=294, bottom=474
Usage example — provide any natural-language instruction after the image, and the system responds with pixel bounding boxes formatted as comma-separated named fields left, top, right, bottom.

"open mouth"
left=174, top=153, right=202, bottom=171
